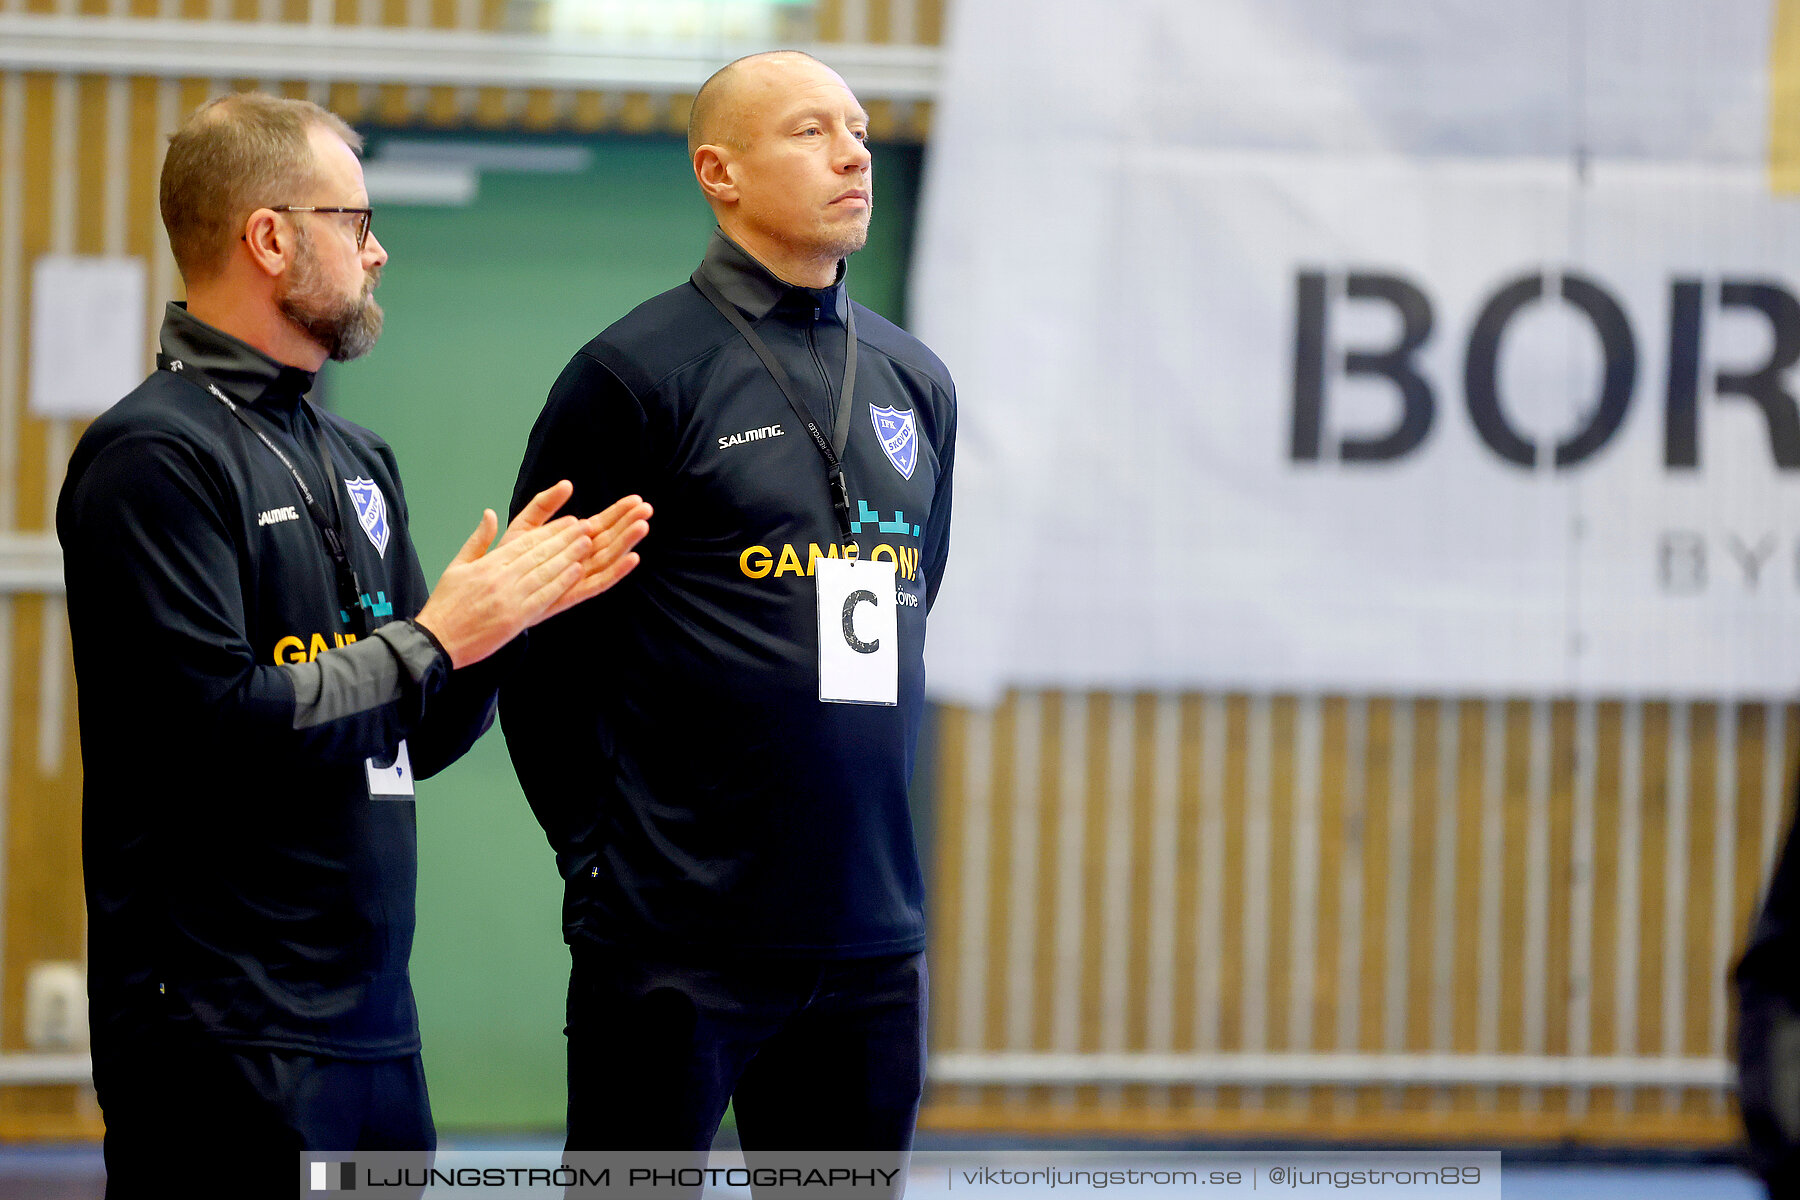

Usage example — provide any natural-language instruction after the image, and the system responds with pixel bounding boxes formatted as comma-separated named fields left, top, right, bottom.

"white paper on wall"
left=29, top=254, right=147, bottom=420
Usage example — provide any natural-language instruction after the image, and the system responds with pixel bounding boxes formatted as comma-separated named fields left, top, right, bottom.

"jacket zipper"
left=807, top=309, right=834, bottom=433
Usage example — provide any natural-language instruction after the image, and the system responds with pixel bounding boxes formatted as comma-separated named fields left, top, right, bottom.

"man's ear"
left=240, top=209, right=292, bottom=279
left=693, top=146, right=739, bottom=206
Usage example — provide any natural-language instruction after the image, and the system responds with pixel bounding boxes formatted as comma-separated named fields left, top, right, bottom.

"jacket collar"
left=159, top=302, right=317, bottom=408
left=695, top=228, right=849, bottom=324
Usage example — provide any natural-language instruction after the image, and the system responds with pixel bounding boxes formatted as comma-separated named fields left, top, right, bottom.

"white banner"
left=912, top=0, right=1800, bottom=703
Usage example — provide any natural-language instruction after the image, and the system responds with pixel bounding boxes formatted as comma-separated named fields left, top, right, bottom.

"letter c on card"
left=842, top=589, right=880, bottom=653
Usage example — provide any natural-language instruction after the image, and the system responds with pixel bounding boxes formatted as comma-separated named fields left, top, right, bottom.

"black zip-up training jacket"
left=504, top=230, right=956, bottom=957
left=59, top=304, right=504, bottom=1059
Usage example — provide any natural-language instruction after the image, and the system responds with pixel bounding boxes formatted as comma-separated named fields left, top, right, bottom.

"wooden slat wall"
left=0, top=0, right=940, bottom=1142
left=923, top=695, right=1798, bottom=1147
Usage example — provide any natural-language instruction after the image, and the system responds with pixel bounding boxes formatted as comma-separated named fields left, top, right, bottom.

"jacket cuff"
left=375, top=619, right=449, bottom=691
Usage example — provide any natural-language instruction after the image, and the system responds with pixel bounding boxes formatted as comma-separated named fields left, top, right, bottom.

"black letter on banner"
left=1466, top=273, right=1636, bottom=469
left=1728, top=533, right=1777, bottom=589
left=1291, top=271, right=1328, bottom=460
left=1290, top=271, right=1434, bottom=463
left=1715, top=282, right=1800, bottom=468
left=842, top=589, right=879, bottom=653
left=1466, top=275, right=1544, bottom=467
left=1339, top=273, right=1435, bottom=462
left=1660, top=531, right=1706, bottom=594
left=1553, top=274, right=1636, bottom=466
left=1664, top=279, right=1704, bottom=468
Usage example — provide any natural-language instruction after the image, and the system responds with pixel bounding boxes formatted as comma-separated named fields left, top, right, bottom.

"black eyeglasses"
left=269, top=205, right=373, bottom=249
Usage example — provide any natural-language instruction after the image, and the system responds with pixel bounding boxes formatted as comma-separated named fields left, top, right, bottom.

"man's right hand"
left=413, top=481, right=648, bottom=669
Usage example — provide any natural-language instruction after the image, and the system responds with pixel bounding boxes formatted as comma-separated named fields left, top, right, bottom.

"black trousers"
left=94, top=1022, right=434, bottom=1200
left=563, top=943, right=927, bottom=1153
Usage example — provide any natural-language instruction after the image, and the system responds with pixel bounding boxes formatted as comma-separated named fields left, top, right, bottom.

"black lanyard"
left=158, top=355, right=370, bottom=637
left=692, top=270, right=859, bottom=545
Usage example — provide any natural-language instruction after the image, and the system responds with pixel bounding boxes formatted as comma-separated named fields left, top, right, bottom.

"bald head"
left=688, top=50, right=837, bottom=159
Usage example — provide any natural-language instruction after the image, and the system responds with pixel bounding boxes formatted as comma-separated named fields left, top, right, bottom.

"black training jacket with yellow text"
left=505, top=231, right=956, bottom=959
left=60, top=312, right=503, bottom=1059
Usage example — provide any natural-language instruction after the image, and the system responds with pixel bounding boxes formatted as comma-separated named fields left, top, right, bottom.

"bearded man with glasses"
left=56, top=92, right=651, bottom=1195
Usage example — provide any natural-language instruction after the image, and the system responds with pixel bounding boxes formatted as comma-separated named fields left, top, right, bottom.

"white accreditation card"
left=366, top=739, right=416, bottom=798
left=815, top=557, right=899, bottom=706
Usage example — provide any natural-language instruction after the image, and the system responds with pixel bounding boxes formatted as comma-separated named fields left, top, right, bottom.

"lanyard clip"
left=828, top=468, right=853, bottom=543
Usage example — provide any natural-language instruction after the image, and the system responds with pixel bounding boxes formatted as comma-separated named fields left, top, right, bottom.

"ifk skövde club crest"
left=344, top=477, right=390, bottom=557
left=869, top=404, right=917, bottom=479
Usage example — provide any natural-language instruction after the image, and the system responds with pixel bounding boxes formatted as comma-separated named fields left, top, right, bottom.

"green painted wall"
left=326, top=131, right=922, bottom=1129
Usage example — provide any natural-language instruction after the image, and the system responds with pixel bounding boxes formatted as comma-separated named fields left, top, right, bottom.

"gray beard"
left=278, top=234, right=383, bottom=363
